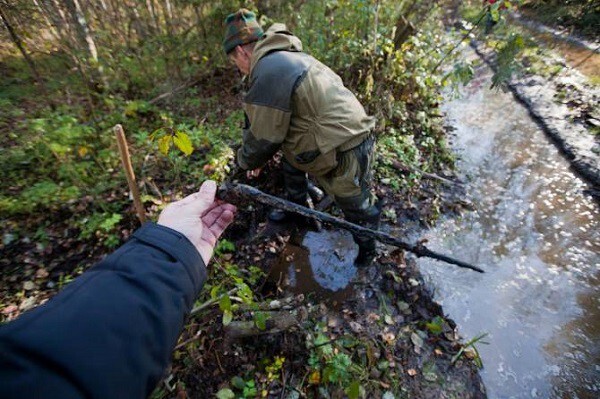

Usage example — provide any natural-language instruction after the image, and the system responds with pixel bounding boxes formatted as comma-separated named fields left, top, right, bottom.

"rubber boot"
left=269, top=158, right=310, bottom=223
left=345, top=198, right=382, bottom=268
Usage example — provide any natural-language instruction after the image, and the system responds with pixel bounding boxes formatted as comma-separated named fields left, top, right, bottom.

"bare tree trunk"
left=64, top=0, right=107, bottom=90
left=50, top=0, right=74, bottom=40
left=67, top=0, right=98, bottom=62
left=372, top=0, right=380, bottom=52
left=163, top=0, right=173, bottom=33
left=32, top=0, right=61, bottom=41
left=145, top=0, right=159, bottom=34
left=128, top=2, right=147, bottom=41
left=0, top=4, right=43, bottom=83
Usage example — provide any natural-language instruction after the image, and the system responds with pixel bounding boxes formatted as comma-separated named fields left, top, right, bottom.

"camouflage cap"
left=223, top=9, right=264, bottom=54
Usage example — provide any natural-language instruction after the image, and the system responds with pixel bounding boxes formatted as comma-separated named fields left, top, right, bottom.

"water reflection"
left=270, top=229, right=357, bottom=303
left=419, top=66, right=600, bottom=398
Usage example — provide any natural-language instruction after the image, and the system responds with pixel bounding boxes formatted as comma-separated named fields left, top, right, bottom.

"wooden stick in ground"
left=218, top=183, right=484, bottom=273
left=114, top=124, right=146, bottom=223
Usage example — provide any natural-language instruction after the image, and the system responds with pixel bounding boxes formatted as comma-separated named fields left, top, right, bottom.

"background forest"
left=1, top=0, right=598, bottom=398
left=1, top=0, right=465, bottom=268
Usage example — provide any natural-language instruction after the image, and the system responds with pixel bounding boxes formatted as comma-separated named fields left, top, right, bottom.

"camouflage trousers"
left=282, top=135, right=381, bottom=251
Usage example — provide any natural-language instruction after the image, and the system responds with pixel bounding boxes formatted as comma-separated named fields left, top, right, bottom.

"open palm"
left=158, top=181, right=236, bottom=265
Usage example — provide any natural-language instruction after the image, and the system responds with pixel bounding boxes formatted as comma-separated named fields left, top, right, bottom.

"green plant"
left=491, top=33, right=525, bottom=89
left=151, top=126, right=194, bottom=156
left=451, top=332, right=489, bottom=368
left=0, top=181, right=81, bottom=215
left=78, top=212, right=123, bottom=248
left=306, top=326, right=364, bottom=394
left=215, top=239, right=235, bottom=256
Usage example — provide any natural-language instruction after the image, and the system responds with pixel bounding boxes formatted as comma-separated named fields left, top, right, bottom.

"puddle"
left=270, top=229, right=358, bottom=304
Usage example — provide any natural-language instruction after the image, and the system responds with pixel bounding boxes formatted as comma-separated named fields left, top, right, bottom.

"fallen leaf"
left=349, top=321, right=364, bottom=333
left=308, top=370, right=320, bottom=385
left=327, top=317, right=340, bottom=328
left=35, top=268, right=49, bottom=279
left=381, top=332, right=396, bottom=345
left=2, top=305, right=18, bottom=315
left=367, top=313, right=380, bottom=323
left=19, top=296, right=37, bottom=311
left=215, top=388, right=235, bottom=399
left=411, top=332, right=424, bottom=350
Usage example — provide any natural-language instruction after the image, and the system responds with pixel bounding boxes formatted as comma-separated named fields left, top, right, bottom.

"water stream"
left=418, top=64, right=599, bottom=398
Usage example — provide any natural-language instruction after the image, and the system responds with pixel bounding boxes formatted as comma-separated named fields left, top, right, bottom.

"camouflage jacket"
left=237, top=23, right=375, bottom=176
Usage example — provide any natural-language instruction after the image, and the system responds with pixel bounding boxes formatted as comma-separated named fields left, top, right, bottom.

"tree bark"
left=0, top=4, right=43, bottom=83
left=62, top=0, right=108, bottom=91
left=219, top=183, right=484, bottom=273
left=66, top=0, right=99, bottom=62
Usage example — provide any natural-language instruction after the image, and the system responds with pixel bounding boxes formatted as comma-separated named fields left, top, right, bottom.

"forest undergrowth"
left=0, top=1, right=510, bottom=398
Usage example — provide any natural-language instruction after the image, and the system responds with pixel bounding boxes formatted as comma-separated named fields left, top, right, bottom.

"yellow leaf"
left=173, top=131, right=193, bottom=156
left=308, top=370, right=320, bottom=385
left=77, top=146, right=89, bottom=157
left=158, top=136, right=172, bottom=155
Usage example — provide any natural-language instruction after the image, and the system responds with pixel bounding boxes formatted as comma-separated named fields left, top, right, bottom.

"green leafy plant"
left=78, top=212, right=123, bottom=248
left=491, top=33, right=525, bottom=89
left=451, top=332, right=489, bottom=368
left=151, top=126, right=194, bottom=156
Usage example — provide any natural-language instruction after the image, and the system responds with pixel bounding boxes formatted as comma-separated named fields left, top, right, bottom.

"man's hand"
left=246, top=168, right=262, bottom=179
left=158, top=180, right=236, bottom=265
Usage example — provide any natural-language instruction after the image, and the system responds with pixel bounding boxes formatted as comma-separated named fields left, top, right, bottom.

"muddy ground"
left=0, top=156, right=488, bottom=398
left=157, top=162, right=487, bottom=398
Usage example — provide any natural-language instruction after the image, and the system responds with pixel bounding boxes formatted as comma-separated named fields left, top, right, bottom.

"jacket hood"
left=250, top=23, right=303, bottom=74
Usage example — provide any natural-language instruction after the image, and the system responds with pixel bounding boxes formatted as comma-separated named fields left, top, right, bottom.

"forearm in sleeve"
left=0, top=223, right=207, bottom=399
left=237, top=105, right=290, bottom=170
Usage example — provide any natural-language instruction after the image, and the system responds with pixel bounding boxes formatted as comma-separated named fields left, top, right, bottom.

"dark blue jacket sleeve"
left=0, top=223, right=207, bottom=399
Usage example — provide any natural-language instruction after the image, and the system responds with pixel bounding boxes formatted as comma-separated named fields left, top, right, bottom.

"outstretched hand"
left=158, top=180, right=236, bottom=265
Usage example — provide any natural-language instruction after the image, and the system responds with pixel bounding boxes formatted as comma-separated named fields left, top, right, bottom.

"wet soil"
left=160, top=156, right=487, bottom=398
left=174, top=221, right=487, bottom=398
left=508, top=12, right=600, bottom=81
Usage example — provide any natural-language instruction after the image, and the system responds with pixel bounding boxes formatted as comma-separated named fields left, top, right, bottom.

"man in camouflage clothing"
left=223, top=9, right=381, bottom=266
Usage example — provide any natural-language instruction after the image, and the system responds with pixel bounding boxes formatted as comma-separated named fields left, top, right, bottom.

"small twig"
left=214, top=351, right=225, bottom=374
left=430, top=9, right=487, bottom=74
left=174, top=330, right=202, bottom=350
left=391, top=160, right=463, bottom=186
left=114, top=124, right=146, bottom=223
left=191, top=288, right=238, bottom=315
left=279, top=371, right=288, bottom=399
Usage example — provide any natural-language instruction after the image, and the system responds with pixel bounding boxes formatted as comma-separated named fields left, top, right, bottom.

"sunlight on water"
left=418, top=66, right=600, bottom=398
